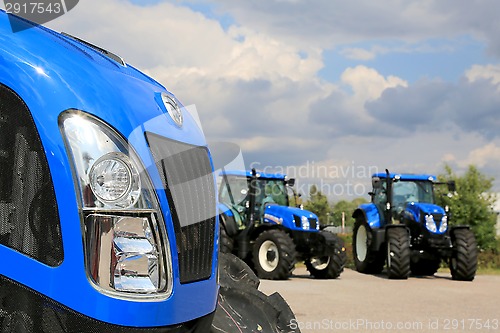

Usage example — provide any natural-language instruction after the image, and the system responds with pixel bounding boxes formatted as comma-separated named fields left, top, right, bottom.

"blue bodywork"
left=357, top=203, right=382, bottom=228
left=263, top=204, right=320, bottom=232
left=0, top=12, right=217, bottom=327
left=373, top=173, right=436, bottom=182
left=404, top=202, right=447, bottom=235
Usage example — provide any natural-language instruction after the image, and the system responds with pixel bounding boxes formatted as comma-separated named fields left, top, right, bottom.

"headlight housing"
left=301, top=215, right=310, bottom=230
left=60, top=111, right=171, bottom=298
left=425, top=214, right=437, bottom=233
left=439, top=215, right=448, bottom=233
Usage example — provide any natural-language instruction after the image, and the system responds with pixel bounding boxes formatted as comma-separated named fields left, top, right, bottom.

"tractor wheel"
left=219, top=224, right=234, bottom=254
left=450, top=228, right=477, bottom=281
left=386, top=227, right=410, bottom=279
left=410, top=259, right=441, bottom=276
left=252, top=229, right=296, bottom=280
left=305, top=234, right=346, bottom=279
left=352, top=218, right=385, bottom=274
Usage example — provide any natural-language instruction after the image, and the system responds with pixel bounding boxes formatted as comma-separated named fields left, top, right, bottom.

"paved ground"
left=259, top=267, right=500, bottom=333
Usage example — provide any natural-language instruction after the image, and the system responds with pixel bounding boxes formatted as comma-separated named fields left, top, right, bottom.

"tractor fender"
left=353, top=203, right=382, bottom=229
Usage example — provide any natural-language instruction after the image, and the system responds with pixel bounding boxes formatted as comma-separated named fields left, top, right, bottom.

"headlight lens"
left=60, top=111, right=171, bottom=298
left=301, top=215, right=310, bottom=230
left=89, top=152, right=141, bottom=206
left=439, top=215, right=448, bottom=233
left=425, top=214, right=437, bottom=233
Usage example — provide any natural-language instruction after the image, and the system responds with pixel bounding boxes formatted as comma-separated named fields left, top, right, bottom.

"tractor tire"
left=252, top=229, right=296, bottom=280
left=219, top=224, right=234, bottom=254
left=386, top=227, right=410, bottom=279
left=305, top=234, right=346, bottom=279
left=352, top=218, right=385, bottom=274
left=212, top=253, right=299, bottom=333
left=410, top=259, right=441, bottom=276
left=450, top=228, right=478, bottom=281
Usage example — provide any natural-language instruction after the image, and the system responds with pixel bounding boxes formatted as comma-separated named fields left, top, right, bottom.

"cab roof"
left=373, top=173, right=437, bottom=182
left=220, top=170, right=286, bottom=180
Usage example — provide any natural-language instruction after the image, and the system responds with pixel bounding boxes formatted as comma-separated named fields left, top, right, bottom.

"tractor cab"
left=219, top=170, right=292, bottom=226
left=371, top=173, right=442, bottom=226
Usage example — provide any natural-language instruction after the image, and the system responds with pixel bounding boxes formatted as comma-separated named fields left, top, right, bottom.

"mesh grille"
left=0, top=84, right=63, bottom=266
left=145, top=132, right=215, bottom=284
left=0, top=274, right=213, bottom=332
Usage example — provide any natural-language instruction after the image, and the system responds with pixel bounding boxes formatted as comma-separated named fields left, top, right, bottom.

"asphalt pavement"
left=259, top=267, right=500, bottom=333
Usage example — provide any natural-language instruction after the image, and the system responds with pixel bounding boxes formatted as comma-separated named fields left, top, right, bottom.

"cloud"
left=309, top=66, right=408, bottom=137
left=189, top=0, right=500, bottom=58
left=466, top=64, right=500, bottom=86
left=365, top=71, right=500, bottom=138
left=460, top=143, right=500, bottom=168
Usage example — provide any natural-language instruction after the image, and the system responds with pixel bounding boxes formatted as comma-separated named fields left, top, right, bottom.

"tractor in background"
left=218, top=169, right=346, bottom=280
left=352, top=170, right=477, bottom=280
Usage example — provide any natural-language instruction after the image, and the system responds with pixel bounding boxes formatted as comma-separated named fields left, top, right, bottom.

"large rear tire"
left=305, top=234, right=346, bottom=279
left=353, top=218, right=385, bottom=274
left=386, top=227, right=410, bottom=279
left=252, top=229, right=296, bottom=280
left=450, top=228, right=477, bottom=281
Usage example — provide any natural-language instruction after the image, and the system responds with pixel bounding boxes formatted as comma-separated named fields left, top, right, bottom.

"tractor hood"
left=263, top=205, right=320, bottom=231
left=404, top=202, right=448, bottom=234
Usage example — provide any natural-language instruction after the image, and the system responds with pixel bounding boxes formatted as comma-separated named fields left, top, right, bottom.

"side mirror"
left=447, top=180, right=456, bottom=192
left=372, top=177, right=382, bottom=189
left=286, top=178, right=295, bottom=187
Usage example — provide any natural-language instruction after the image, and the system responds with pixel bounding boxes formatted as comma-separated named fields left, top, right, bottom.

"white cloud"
left=466, top=64, right=500, bottom=86
left=341, top=65, right=408, bottom=101
left=460, top=143, right=500, bottom=168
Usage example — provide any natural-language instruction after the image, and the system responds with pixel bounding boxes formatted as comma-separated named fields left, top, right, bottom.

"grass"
left=337, top=233, right=500, bottom=275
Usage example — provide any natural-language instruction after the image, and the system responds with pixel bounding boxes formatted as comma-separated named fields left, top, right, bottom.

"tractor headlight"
left=439, top=215, right=448, bottom=233
left=425, top=214, right=437, bottom=233
left=89, top=152, right=141, bottom=207
left=301, top=215, right=310, bottom=230
left=60, top=111, right=171, bottom=298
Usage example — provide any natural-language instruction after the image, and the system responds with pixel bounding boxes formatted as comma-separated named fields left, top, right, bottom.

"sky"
left=9, top=0, right=500, bottom=200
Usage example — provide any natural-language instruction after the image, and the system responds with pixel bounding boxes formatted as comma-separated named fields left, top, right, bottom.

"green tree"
left=303, top=185, right=330, bottom=225
left=437, top=164, right=497, bottom=250
left=331, top=197, right=368, bottom=227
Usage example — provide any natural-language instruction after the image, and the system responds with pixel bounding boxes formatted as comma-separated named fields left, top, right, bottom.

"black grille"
left=145, top=132, right=215, bottom=284
left=0, top=274, right=214, bottom=332
left=308, top=218, right=318, bottom=229
left=0, top=84, right=63, bottom=266
left=293, top=215, right=301, bottom=228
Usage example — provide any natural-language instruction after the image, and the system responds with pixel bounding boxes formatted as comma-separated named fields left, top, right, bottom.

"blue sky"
left=40, top=0, right=500, bottom=199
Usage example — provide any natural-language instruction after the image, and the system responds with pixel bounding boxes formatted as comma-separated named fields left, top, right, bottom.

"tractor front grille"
left=308, top=218, right=318, bottom=230
left=146, top=132, right=215, bottom=284
left=0, top=84, right=63, bottom=266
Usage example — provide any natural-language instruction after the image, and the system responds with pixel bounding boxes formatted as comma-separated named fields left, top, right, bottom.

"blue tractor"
left=352, top=170, right=478, bottom=280
left=218, top=169, right=346, bottom=280
left=0, top=11, right=219, bottom=331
